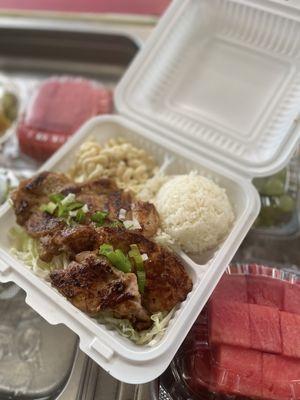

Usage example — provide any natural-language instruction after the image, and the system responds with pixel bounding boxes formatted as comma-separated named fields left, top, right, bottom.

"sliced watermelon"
left=262, top=354, right=300, bottom=400
left=283, top=282, right=300, bottom=315
left=249, top=304, right=282, bottom=354
left=212, top=345, right=262, bottom=398
left=18, top=77, right=113, bottom=161
left=247, top=276, right=283, bottom=309
left=280, top=311, right=300, bottom=359
left=209, top=300, right=251, bottom=348
left=211, top=274, right=247, bottom=303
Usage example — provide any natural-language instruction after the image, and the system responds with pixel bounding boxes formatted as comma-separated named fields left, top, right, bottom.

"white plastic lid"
left=116, top=0, right=300, bottom=177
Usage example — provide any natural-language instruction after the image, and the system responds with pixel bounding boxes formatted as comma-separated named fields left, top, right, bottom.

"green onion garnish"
left=67, top=201, right=84, bottom=211
left=49, top=193, right=65, bottom=203
left=99, top=243, right=132, bottom=273
left=61, top=193, right=76, bottom=206
left=57, top=203, right=68, bottom=218
left=91, top=211, right=108, bottom=226
left=75, top=209, right=85, bottom=223
left=129, top=244, right=146, bottom=293
left=99, top=243, right=114, bottom=256
left=40, top=201, right=57, bottom=214
left=40, top=193, right=88, bottom=224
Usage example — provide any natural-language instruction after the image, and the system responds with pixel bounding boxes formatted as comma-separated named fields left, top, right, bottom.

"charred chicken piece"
left=62, top=180, right=159, bottom=238
left=97, top=227, right=193, bottom=314
left=11, top=171, right=160, bottom=261
left=50, top=252, right=152, bottom=331
left=11, top=171, right=70, bottom=226
left=39, top=225, right=98, bottom=262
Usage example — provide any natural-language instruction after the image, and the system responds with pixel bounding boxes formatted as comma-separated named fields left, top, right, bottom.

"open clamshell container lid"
left=1, top=0, right=300, bottom=386
left=116, top=0, right=300, bottom=177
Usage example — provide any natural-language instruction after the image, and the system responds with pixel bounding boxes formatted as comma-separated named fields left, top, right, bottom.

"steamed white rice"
left=153, top=172, right=234, bottom=254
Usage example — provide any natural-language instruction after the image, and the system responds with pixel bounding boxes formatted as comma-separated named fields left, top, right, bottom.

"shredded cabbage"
left=9, top=226, right=175, bottom=346
left=9, top=226, right=70, bottom=278
left=97, top=308, right=175, bottom=346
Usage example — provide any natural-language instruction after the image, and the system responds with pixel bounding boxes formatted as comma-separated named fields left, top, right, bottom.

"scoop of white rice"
left=154, top=173, right=234, bottom=254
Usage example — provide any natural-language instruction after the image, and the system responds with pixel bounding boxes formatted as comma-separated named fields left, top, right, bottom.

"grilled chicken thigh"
left=50, top=252, right=152, bottom=330
left=12, top=171, right=193, bottom=331
left=97, top=227, right=193, bottom=313
left=11, top=171, right=160, bottom=261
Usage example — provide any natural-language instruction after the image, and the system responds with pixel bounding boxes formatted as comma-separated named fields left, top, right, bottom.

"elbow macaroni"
left=68, top=137, right=158, bottom=193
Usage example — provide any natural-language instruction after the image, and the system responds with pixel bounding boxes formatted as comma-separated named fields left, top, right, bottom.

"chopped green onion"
left=91, top=211, right=108, bottom=226
left=128, top=244, right=146, bottom=293
left=49, top=193, right=65, bottom=203
left=82, top=204, right=89, bottom=213
left=99, top=244, right=132, bottom=273
left=57, top=203, right=68, bottom=218
left=75, top=209, right=85, bottom=223
left=67, top=201, right=84, bottom=211
left=129, top=244, right=144, bottom=270
left=40, top=201, right=57, bottom=215
left=99, top=243, right=114, bottom=256
left=61, top=193, right=76, bottom=206
left=113, top=249, right=132, bottom=273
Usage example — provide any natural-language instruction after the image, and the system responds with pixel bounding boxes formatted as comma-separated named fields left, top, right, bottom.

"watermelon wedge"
left=283, top=282, right=300, bottom=315
left=280, top=311, right=300, bottom=359
left=212, top=345, right=262, bottom=398
left=247, top=276, right=283, bottom=309
left=211, top=274, right=247, bottom=303
left=209, top=300, right=251, bottom=348
left=249, top=304, right=282, bottom=354
left=262, top=354, right=300, bottom=400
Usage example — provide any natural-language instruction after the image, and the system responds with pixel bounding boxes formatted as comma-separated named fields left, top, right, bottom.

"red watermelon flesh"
left=211, top=274, right=247, bottom=303
left=283, top=283, right=300, bottom=315
left=18, top=77, right=112, bottom=161
left=211, top=345, right=262, bottom=398
left=280, top=311, right=300, bottom=359
left=209, top=300, right=251, bottom=348
left=249, top=304, right=282, bottom=354
left=25, top=77, right=112, bottom=133
left=247, top=276, right=283, bottom=309
left=262, top=354, right=300, bottom=400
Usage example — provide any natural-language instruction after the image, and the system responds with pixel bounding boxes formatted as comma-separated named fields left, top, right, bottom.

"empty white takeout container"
left=1, top=0, right=300, bottom=384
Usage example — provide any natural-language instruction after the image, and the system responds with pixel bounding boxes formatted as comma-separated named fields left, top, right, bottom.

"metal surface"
left=57, top=352, right=97, bottom=400
left=93, top=370, right=157, bottom=400
left=0, top=284, right=78, bottom=399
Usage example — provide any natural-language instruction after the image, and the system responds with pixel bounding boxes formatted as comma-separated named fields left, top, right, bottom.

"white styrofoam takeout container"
left=0, top=0, right=300, bottom=384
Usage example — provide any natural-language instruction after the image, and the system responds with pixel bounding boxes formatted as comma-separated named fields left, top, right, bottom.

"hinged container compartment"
left=0, top=0, right=300, bottom=384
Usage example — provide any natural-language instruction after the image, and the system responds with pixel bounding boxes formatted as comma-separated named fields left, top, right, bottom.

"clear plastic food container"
left=159, top=263, right=300, bottom=400
left=252, top=146, right=300, bottom=236
left=1, top=0, right=300, bottom=384
left=0, top=75, right=20, bottom=145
